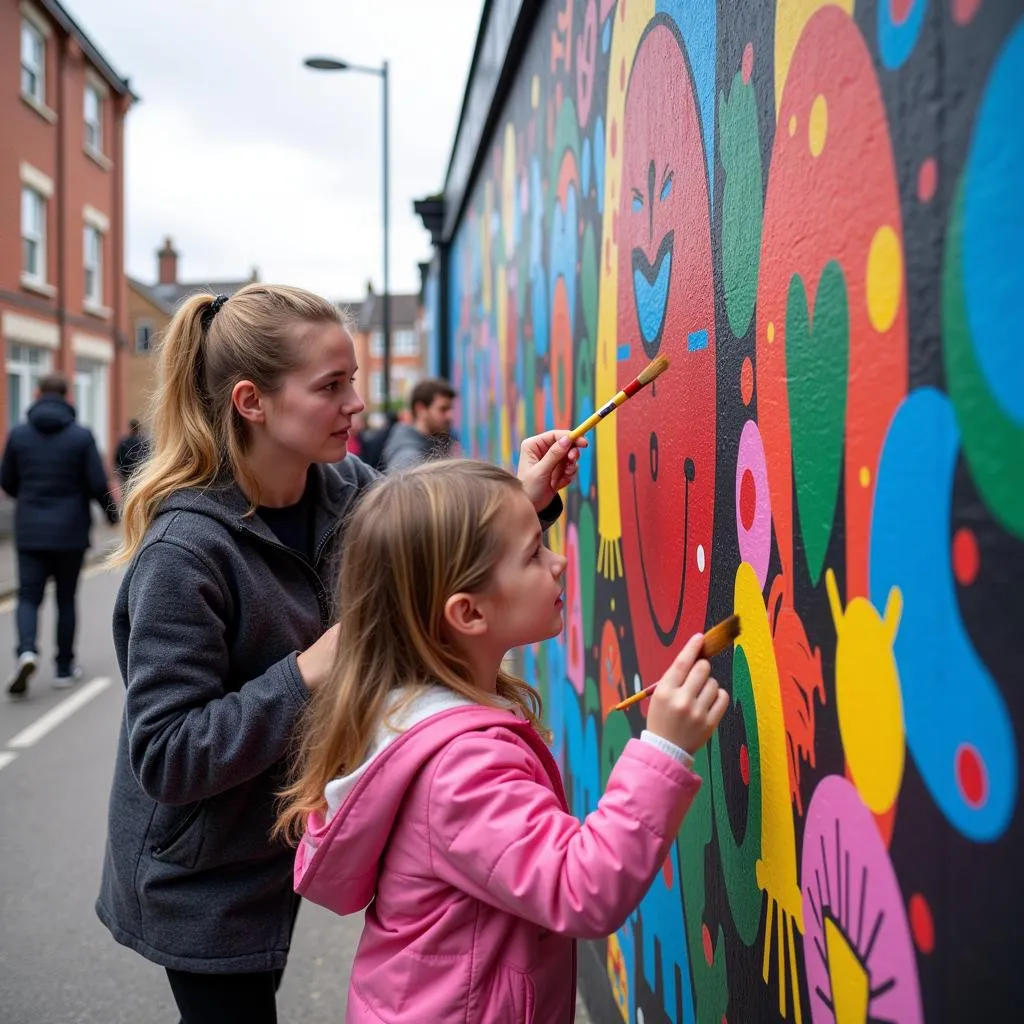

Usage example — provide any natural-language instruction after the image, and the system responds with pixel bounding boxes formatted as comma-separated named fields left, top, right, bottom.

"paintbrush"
left=612, top=614, right=741, bottom=711
left=567, top=354, right=670, bottom=442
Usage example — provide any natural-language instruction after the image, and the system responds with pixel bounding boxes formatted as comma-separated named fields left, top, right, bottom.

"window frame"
left=20, top=18, right=45, bottom=105
left=83, top=224, right=103, bottom=305
left=21, top=187, right=46, bottom=283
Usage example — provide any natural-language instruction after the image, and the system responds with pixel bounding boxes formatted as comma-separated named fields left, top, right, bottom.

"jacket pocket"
left=487, top=963, right=536, bottom=1023
left=150, top=801, right=206, bottom=869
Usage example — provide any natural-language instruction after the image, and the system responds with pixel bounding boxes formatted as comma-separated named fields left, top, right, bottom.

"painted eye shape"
left=632, top=191, right=644, bottom=213
left=659, top=174, right=673, bottom=202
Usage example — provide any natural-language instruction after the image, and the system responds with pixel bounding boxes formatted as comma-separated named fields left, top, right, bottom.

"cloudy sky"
left=66, top=0, right=483, bottom=302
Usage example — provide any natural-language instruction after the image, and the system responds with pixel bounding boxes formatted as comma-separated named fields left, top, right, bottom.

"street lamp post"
left=304, top=56, right=391, bottom=410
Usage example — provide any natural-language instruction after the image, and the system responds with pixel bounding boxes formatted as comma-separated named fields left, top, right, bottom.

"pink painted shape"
left=736, top=419, right=771, bottom=587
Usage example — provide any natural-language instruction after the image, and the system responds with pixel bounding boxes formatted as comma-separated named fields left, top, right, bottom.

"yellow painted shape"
left=775, top=0, right=855, bottom=116
left=866, top=225, right=903, bottom=333
left=547, top=517, right=566, bottom=558
left=594, top=0, right=654, bottom=579
left=531, top=74, right=540, bottom=111
left=824, top=917, right=870, bottom=1024
left=809, top=94, right=827, bottom=156
left=735, top=562, right=805, bottom=1021
left=607, top=931, right=630, bottom=1022
left=827, top=569, right=906, bottom=813
left=496, top=265, right=511, bottom=465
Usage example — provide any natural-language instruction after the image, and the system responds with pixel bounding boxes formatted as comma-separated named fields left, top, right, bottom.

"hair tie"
left=201, top=294, right=229, bottom=333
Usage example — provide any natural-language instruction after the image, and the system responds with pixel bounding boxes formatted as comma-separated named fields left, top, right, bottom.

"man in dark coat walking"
left=1, top=373, right=118, bottom=695
left=113, top=418, right=149, bottom=490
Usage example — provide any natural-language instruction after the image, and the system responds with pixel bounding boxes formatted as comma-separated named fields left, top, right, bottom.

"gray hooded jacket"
left=96, top=457, right=378, bottom=973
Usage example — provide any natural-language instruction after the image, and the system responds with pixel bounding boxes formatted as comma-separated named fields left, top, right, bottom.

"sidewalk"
left=0, top=519, right=123, bottom=601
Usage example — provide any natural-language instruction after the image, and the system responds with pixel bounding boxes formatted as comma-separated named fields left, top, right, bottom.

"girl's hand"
left=517, top=431, right=588, bottom=511
left=296, top=622, right=340, bottom=691
left=646, top=632, right=730, bottom=754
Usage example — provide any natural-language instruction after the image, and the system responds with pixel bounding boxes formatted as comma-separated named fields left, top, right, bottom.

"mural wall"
left=446, top=1, right=1023, bottom=1019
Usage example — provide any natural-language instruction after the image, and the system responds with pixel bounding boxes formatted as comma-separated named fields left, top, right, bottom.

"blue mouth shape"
left=631, top=230, right=674, bottom=359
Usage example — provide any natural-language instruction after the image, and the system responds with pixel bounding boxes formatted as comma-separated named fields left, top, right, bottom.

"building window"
left=370, top=330, right=383, bottom=357
left=20, top=19, right=45, bottom=104
left=84, top=225, right=103, bottom=304
left=135, top=320, right=154, bottom=353
left=84, top=84, right=102, bottom=153
left=370, top=371, right=385, bottom=405
left=75, top=357, right=109, bottom=452
left=21, top=188, right=46, bottom=282
left=6, top=343, right=52, bottom=428
left=393, top=329, right=418, bottom=357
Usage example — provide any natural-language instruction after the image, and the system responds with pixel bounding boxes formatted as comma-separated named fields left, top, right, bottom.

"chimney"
left=250, top=266, right=260, bottom=283
left=158, top=237, right=178, bottom=285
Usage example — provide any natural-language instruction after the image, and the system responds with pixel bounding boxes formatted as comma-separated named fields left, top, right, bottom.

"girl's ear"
left=444, top=592, right=487, bottom=638
left=232, top=380, right=265, bottom=424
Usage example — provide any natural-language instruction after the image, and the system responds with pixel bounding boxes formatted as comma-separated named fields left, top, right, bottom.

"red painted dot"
left=891, top=0, right=914, bottom=25
left=702, top=923, right=714, bottom=966
left=956, top=744, right=988, bottom=808
left=740, top=744, right=750, bottom=786
left=610, top=120, right=617, bottom=158
left=740, top=469, right=756, bottom=532
left=918, top=157, right=938, bottom=203
left=662, top=852, right=674, bottom=888
left=953, top=0, right=982, bottom=25
left=740, top=356, right=754, bottom=405
left=952, top=527, right=979, bottom=585
left=908, top=893, right=935, bottom=954
left=741, top=43, right=754, bottom=85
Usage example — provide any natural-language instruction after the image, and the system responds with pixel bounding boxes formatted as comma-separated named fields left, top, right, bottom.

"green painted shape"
left=548, top=98, right=581, bottom=225
left=719, top=72, right=763, bottom=339
left=599, top=710, right=633, bottom=792
left=577, top=501, right=597, bottom=648
left=709, top=647, right=763, bottom=946
left=581, top=223, right=598, bottom=346
left=787, top=262, right=849, bottom=585
left=943, top=181, right=1024, bottom=537
left=584, top=676, right=601, bottom=720
left=678, top=745, right=730, bottom=1023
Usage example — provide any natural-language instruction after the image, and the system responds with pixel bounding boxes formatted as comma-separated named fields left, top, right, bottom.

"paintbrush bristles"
left=636, top=353, right=670, bottom=387
left=701, top=614, right=741, bottom=659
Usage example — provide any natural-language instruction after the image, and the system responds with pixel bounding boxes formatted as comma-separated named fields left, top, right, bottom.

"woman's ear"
left=444, top=592, right=487, bottom=638
left=232, top=380, right=265, bottom=424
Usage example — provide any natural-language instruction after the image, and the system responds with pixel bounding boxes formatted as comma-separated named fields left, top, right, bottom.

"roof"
left=356, top=293, right=420, bottom=333
left=37, top=0, right=137, bottom=100
left=127, top=277, right=174, bottom=316
left=149, top=279, right=255, bottom=309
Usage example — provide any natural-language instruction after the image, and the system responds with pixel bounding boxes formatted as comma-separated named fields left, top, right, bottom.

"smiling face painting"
left=617, top=16, right=716, bottom=685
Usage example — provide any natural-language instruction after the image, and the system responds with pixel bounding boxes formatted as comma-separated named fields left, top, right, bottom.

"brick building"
left=0, top=0, right=135, bottom=457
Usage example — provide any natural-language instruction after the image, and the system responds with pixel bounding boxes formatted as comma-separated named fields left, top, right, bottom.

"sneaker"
left=54, top=665, right=84, bottom=690
left=7, top=651, right=38, bottom=696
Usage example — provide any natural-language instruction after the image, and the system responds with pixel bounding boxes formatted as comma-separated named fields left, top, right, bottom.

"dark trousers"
left=166, top=968, right=284, bottom=1024
left=15, top=549, right=85, bottom=674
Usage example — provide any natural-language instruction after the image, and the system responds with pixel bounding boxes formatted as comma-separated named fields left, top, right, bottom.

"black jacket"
left=0, top=395, right=116, bottom=551
left=114, top=433, right=150, bottom=481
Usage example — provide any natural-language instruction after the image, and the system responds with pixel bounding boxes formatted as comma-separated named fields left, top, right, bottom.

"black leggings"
left=166, top=967, right=284, bottom=1024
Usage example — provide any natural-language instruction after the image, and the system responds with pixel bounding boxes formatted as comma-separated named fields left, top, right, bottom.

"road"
left=0, top=563, right=360, bottom=1024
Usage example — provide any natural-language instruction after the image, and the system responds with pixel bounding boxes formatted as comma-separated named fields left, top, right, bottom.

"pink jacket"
left=295, top=696, right=700, bottom=1023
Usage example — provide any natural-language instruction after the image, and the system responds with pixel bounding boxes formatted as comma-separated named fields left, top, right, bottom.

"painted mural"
left=447, top=1, right=1023, bottom=1020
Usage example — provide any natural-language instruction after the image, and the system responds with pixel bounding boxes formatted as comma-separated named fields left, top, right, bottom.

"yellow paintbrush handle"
left=567, top=389, right=628, bottom=441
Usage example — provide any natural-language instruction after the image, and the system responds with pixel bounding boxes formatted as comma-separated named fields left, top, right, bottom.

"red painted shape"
left=740, top=469, right=756, bottom=531
left=740, top=744, right=750, bottom=786
left=740, top=356, right=754, bottom=405
left=891, top=0, right=914, bottom=25
left=952, top=527, right=980, bottom=586
left=702, top=923, right=714, bottom=966
left=756, top=7, right=907, bottom=605
left=953, top=0, right=983, bottom=24
left=742, top=42, right=754, bottom=85
left=617, top=22, right=716, bottom=686
left=956, top=744, right=988, bottom=808
left=909, top=893, right=935, bottom=954
left=918, top=156, right=938, bottom=203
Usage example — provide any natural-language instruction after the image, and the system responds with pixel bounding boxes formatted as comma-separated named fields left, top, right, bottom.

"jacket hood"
left=294, top=693, right=526, bottom=916
left=27, top=395, right=76, bottom=435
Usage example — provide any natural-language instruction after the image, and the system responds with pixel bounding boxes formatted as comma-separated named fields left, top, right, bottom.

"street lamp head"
left=304, top=57, right=349, bottom=71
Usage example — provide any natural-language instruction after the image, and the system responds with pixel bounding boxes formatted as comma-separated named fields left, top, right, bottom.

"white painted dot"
left=697, top=544, right=706, bottom=573
left=633, top=673, right=643, bottom=695
left=637, top=1009, right=645, bottom=1024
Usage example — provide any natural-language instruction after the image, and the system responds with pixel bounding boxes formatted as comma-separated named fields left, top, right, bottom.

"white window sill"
left=83, top=300, right=111, bottom=320
left=20, top=92, right=57, bottom=124
left=21, top=274, right=56, bottom=298
left=85, top=146, right=112, bottom=171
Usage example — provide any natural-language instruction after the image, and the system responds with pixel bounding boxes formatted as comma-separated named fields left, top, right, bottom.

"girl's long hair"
left=113, top=283, right=343, bottom=565
left=275, top=460, right=547, bottom=843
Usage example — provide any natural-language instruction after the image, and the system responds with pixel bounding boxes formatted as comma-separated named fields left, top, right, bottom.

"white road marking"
left=7, top=677, right=112, bottom=750
left=0, top=750, right=17, bottom=772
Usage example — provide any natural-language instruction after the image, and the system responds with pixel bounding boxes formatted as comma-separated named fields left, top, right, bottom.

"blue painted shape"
left=576, top=395, right=595, bottom=494
left=545, top=639, right=568, bottom=769
left=633, top=249, right=673, bottom=345
left=964, top=21, right=1024, bottom=424
left=878, top=0, right=928, bottom=70
left=660, top=175, right=673, bottom=202
left=631, top=842, right=696, bottom=1024
left=601, top=14, right=611, bottom=55
left=687, top=329, right=708, bottom=352
left=581, top=135, right=592, bottom=199
left=593, top=117, right=606, bottom=214
left=632, top=194, right=644, bottom=213
left=870, top=387, right=1018, bottom=841
left=561, top=680, right=601, bottom=818
left=656, top=0, right=716, bottom=210
left=616, top=344, right=631, bottom=362
left=549, top=182, right=579, bottom=340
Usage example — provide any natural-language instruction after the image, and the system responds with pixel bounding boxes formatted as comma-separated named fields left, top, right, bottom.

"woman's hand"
left=517, top=431, right=588, bottom=512
left=296, top=622, right=340, bottom=691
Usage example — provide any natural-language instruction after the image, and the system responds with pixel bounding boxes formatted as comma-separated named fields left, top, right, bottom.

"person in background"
left=114, top=418, right=150, bottom=490
left=381, top=377, right=456, bottom=471
left=1, top=372, right=118, bottom=695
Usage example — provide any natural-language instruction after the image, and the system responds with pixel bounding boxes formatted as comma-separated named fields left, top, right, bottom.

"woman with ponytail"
left=94, top=284, right=583, bottom=1023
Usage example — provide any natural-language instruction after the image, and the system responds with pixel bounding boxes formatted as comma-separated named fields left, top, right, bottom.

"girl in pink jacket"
left=277, top=459, right=729, bottom=1023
